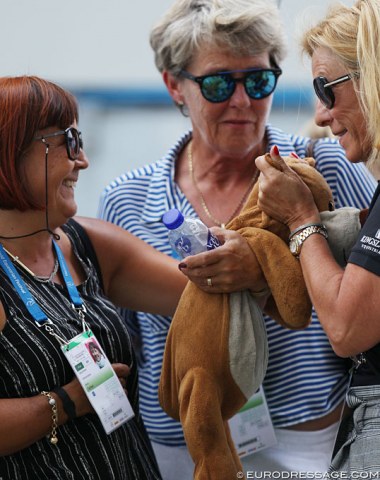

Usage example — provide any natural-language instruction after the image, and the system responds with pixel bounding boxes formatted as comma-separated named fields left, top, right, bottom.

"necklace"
left=188, top=140, right=259, bottom=228
left=3, top=247, right=59, bottom=283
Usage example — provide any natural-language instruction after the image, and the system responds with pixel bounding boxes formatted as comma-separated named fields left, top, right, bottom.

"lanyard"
left=52, top=240, right=83, bottom=308
left=0, top=241, right=85, bottom=330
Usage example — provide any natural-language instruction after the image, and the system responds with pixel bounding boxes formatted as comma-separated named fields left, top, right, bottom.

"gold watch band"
left=289, top=224, right=328, bottom=258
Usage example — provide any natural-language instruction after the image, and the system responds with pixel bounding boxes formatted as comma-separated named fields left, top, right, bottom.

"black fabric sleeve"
left=348, top=183, right=380, bottom=276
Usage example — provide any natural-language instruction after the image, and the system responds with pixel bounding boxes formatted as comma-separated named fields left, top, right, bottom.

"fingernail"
left=178, top=263, right=187, bottom=270
left=290, top=152, right=300, bottom=158
left=273, top=145, right=280, bottom=155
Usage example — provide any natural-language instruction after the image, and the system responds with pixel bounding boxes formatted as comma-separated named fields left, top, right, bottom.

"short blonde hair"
left=150, top=0, right=287, bottom=75
left=301, top=0, right=380, bottom=170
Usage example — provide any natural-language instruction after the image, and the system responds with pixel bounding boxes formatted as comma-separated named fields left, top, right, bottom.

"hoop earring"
left=175, top=101, right=189, bottom=118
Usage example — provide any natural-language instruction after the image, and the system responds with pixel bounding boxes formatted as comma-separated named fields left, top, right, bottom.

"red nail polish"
left=290, top=152, right=300, bottom=158
left=273, top=145, right=279, bottom=155
left=178, top=263, right=187, bottom=270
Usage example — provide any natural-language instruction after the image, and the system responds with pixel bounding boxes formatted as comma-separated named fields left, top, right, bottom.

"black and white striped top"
left=0, top=220, right=161, bottom=479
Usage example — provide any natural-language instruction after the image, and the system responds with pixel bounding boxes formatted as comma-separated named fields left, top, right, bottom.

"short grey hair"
left=150, top=0, right=287, bottom=75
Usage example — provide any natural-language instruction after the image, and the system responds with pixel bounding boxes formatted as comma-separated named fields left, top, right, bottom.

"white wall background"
left=1, top=0, right=351, bottom=88
left=0, top=0, right=352, bottom=216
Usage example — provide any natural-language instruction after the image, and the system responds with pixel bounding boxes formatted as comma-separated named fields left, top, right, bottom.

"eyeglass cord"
left=0, top=142, right=60, bottom=241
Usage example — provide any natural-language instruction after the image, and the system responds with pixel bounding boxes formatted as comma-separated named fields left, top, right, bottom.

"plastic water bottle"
left=162, top=208, right=220, bottom=259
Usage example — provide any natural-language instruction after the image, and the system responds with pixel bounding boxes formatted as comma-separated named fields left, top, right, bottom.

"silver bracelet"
left=40, top=391, right=59, bottom=444
left=289, top=222, right=324, bottom=240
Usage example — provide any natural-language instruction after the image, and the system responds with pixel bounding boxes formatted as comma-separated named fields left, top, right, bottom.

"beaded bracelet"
left=40, top=391, right=58, bottom=444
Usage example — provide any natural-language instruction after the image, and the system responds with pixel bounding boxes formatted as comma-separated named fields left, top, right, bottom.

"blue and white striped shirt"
left=98, top=125, right=376, bottom=445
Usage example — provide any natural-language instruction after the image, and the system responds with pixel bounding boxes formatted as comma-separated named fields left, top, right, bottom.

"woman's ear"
left=162, top=71, right=184, bottom=105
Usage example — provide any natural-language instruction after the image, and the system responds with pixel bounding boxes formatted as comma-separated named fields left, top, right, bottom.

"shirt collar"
left=140, top=131, right=193, bottom=224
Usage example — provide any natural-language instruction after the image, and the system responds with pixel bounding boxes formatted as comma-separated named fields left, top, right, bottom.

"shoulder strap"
left=67, top=218, right=104, bottom=291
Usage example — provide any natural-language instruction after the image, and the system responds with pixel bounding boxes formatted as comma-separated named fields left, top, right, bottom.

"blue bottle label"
left=207, top=232, right=220, bottom=250
left=174, top=236, right=193, bottom=256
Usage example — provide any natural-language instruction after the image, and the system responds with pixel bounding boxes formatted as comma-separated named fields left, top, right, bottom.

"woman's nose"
left=75, top=148, right=89, bottom=170
left=314, top=99, right=332, bottom=127
left=229, top=82, right=251, bottom=108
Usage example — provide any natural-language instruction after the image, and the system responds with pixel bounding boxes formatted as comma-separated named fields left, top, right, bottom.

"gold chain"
left=188, top=139, right=259, bottom=228
left=40, top=391, right=59, bottom=444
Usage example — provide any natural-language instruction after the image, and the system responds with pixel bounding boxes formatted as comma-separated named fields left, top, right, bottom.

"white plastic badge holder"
left=229, top=386, right=277, bottom=458
left=62, top=330, right=134, bottom=434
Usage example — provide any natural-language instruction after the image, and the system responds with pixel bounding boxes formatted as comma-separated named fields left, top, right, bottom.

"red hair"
left=0, top=76, right=79, bottom=210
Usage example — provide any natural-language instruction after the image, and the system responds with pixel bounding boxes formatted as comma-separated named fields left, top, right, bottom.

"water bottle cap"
left=162, top=208, right=185, bottom=230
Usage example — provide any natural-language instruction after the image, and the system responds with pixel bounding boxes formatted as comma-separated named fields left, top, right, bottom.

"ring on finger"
left=207, top=277, right=213, bottom=287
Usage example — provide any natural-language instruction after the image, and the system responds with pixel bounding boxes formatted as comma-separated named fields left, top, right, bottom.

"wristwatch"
left=289, top=225, right=328, bottom=258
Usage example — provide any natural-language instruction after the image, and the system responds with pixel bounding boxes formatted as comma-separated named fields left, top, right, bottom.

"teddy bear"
left=158, top=155, right=335, bottom=480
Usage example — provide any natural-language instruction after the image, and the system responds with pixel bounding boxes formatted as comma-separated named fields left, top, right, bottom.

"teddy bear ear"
left=303, top=157, right=316, bottom=168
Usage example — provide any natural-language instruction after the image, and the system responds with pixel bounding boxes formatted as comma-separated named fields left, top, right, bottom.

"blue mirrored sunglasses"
left=180, top=67, right=282, bottom=103
left=34, top=126, right=83, bottom=160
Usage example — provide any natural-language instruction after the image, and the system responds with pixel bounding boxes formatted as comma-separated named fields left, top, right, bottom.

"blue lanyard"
left=52, top=240, right=83, bottom=308
left=0, top=241, right=84, bottom=326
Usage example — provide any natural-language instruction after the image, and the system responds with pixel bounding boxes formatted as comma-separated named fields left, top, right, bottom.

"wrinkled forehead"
left=188, top=44, right=272, bottom=71
left=311, top=47, right=346, bottom=78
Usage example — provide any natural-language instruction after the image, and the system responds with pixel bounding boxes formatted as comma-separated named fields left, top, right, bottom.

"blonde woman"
left=257, top=0, right=380, bottom=472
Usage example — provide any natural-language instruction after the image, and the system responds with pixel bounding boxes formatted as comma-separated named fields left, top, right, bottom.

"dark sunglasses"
left=313, top=72, right=359, bottom=109
left=34, top=126, right=83, bottom=160
left=180, top=67, right=282, bottom=103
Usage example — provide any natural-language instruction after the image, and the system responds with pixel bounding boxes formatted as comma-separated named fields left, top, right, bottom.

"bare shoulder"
left=73, top=216, right=129, bottom=249
left=72, top=216, right=147, bottom=285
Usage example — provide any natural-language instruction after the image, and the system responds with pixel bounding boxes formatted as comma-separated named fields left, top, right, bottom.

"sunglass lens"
left=201, top=75, right=234, bottom=102
left=78, top=131, right=83, bottom=150
left=66, top=128, right=80, bottom=159
left=313, top=77, right=334, bottom=109
left=245, top=71, right=277, bottom=99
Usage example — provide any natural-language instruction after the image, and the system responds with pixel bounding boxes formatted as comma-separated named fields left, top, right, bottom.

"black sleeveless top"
left=0, top=219, right=161, bottom=479
left=349, top=182, right=380, bottom=386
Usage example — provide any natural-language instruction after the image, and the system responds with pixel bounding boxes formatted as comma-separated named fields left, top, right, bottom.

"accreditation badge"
left=229, top=386, right=277, bottom=458
left=62, top=329, right=134, bottom=434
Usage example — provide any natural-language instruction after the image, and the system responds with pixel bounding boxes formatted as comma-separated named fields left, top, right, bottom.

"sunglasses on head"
left=180, top=66, right=282, bottom=103
left=313, top=72, right=359, bottom=109
left=34, top=126, right=83, bottom=160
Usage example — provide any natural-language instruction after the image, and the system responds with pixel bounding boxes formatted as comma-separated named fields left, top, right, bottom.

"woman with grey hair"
left=257, top=0, right=380, bottom=473
left=99, top=0, right=375, bottom=477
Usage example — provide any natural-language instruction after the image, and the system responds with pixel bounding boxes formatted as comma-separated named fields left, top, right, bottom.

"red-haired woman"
left=0, top=75, right=190, bottom=479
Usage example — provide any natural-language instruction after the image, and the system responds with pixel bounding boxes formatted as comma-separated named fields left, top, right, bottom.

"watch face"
left=289, top=237, right=299, bottom=256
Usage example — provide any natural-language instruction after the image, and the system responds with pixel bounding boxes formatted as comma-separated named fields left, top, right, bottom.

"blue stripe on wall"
left=72, top=86, right=314, bottom=110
